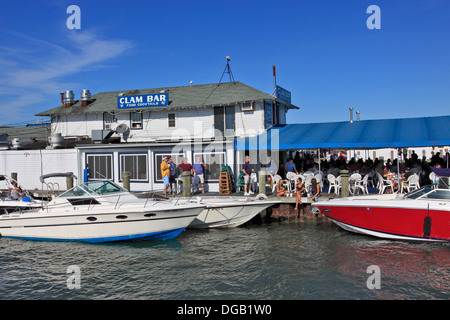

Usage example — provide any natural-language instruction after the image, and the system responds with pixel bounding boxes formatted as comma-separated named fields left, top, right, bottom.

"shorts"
left=163, top=176, right=170, bottom=186
left=244, top=174, right=256, bottom=184
left=195, top=174, right=204, bottom=184
left=169, top=175, right=176, bottom=184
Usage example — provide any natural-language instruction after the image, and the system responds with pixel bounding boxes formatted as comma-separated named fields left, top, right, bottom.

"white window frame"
left=154, top=153, right=185, bottom=182
left=193, top=152, right=226, bottom=181
left=119, top=153, right=148, bottom=181
left=86, top=153, right=113, bottom=180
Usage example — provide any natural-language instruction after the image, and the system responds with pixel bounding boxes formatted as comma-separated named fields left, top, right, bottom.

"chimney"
left=349, top=107, right=354, bottom=123
left=63, top=90, right=75, bottom=107
left=60, top=93, right=64, bottom=105
left=80, top=89, right=92, bottom=107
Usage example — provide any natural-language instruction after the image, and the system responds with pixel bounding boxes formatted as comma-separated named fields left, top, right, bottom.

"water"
left=0, top=220, right=448, bottom=300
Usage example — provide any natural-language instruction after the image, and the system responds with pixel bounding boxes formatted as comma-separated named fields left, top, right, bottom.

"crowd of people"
left=241, top=148, right=450, bottom=200
left=160, top=156, right=207, bottom=195
left=159, top=148, right=449, bottom=197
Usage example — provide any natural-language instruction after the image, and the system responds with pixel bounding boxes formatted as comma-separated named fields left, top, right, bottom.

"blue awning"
left=235, top=115, right=450, bottom=150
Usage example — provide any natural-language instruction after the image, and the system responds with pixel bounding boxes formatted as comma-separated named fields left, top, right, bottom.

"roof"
left=236, top=115, right=450, bottom=150
left=36, top=81, right=299, bottom=116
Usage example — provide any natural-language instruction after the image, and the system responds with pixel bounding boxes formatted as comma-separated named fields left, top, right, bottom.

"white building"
left=3, top=81, right=297, bottom=192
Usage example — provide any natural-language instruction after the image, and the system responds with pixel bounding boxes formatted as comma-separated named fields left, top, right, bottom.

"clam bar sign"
left=117, top=93, right=169, bottom=109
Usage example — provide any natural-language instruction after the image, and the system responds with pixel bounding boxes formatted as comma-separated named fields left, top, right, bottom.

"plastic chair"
left=376, top=172, right=394, bottom=194
left=327, top=174, right=339, bottom=194
left=349, top=173, right=363, bottom=195
left=401, top=174, right=420, bottom=193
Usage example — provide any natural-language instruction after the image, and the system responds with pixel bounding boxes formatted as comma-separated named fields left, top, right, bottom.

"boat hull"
left=313, top=200, right=450, bottom=242
left=0, top=206, right=203, bottom=242
left=188, top=200, right=279, bottom=229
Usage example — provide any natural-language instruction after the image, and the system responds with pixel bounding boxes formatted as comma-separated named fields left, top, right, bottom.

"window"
left=86, top=154, right=113, bottom=180
left=193, top=152, right=225, bottom=180
left=130, top=112, right=143, bottom=129
left=214, top=106, right=235, bottom=137
left=155, top=153, right=185, bottom=181
left=168, top=113, right=176, bottom=128
left=103, top=113, right=117, bottom=130
left=120, top=154, right=147, bottom=181
left=241, top=102, right=254, bottom=112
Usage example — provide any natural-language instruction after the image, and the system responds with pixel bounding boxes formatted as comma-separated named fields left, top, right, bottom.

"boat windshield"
left=404, top=185, right=450, bottom=200
left=59, top=181, right=126, bottom=197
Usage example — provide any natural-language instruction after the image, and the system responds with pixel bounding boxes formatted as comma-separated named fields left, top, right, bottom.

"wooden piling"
left=182, top=171, right=191, bottom=197
left=123, top=171, right=130, bottom=191
left=340, top=169, right=349, bottom=198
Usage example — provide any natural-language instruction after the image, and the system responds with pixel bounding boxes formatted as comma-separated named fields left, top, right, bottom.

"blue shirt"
left=21, top=196, right=31, bottom=202
left=268, top=162, right=277, bottom=174
left=285, top=161, right=296, bottom=172
left=193, top=162, right=204, bottom=175
left=169, top=162, right=176, bottom=176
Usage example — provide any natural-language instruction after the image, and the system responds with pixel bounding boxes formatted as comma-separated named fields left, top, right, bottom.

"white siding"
left=51, top=103, right=268, bottom=141
left=0, top=149, right=78, bottom=190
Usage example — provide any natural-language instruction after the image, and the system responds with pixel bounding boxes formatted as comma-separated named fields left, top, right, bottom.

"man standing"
left=192, top=156, right=207, bottom=193
left=168, top=157, right=176, bottom=194
left=160, top=156, right=170, bottom=195
left=242, top=155, right=254, bottom=196
left=285, top=158, right=298, bottom=175
left=178, top=157, right=193, bottom=173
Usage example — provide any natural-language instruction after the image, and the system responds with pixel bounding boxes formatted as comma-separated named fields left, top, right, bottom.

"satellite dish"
left=115, top=123, right=129, bottom=134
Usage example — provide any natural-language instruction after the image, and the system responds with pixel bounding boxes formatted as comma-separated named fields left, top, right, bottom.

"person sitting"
left=267, top=159, right=278, bottom=189
left=383, top=167, right=397, bottom=192
left=9, top=181, right=20, bottom=200
left=276, top=179, right=289, bottom=197
left=294, top=178, right=306, bottom=211
left=20, top=193, right=31, bottom=202
left=309, top=178, right=321, bottom=203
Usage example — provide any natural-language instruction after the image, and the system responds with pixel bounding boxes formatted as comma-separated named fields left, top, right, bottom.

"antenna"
left=219, top=56, right=235, bottom=83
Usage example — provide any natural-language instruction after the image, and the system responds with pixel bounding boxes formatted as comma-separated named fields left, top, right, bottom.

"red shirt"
left=179, top=163, right=192, bottom=172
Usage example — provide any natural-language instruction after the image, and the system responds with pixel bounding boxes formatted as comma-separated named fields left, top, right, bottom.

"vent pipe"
left=80, top=89, right=92, bottom=107
left=349, top=107, right=354, bottom=123
left=63, top=90, right=75, bottom=107
left=356, top=111, right=360, bottom=121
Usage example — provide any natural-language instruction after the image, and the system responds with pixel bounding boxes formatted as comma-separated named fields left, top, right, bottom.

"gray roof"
left=35, top=81, right=299, bottom=116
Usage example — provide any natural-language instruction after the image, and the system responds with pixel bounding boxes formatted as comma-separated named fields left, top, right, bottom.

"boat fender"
left=196, top=196, right=203, bottom=204
left=255, top=193, right=268, bottom=201
left=423, top=217, right=432, bottom=238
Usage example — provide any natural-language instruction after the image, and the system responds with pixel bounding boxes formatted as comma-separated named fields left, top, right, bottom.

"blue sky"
left=0, top=0, right=449, bottom=126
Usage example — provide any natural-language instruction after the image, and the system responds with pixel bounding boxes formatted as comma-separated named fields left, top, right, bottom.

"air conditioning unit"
left=241, top=102, right=254, bottom=112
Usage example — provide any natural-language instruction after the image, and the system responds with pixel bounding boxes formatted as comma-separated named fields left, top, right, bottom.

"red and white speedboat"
left=312, top=169, right=450, bottom=242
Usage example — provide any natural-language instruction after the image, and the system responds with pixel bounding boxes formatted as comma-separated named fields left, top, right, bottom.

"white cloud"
left=0, top=31, right=133, bottom=125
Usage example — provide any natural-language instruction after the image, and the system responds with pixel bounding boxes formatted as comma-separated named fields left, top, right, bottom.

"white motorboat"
left=175, top=195, right=280, bottom=229
left=0, top=180, right=205, bottom=242
left=0, top=174, right=44, bottom=214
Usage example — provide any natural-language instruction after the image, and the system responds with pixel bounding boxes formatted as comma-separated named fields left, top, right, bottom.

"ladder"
left=219, top=171, right=232, bottom=195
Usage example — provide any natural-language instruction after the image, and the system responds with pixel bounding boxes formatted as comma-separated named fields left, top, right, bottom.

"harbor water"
left=0, top=219, right=448, bottom=300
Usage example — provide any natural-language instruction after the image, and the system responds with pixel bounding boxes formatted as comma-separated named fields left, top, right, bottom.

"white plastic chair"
left=349, top=173, right=363, bottom=195
left=272, top=174, right=282, bottom=192
left=327, top=174, right=339, bottom=194
left=401, top=174, right=420, bottom=193
left=376, top=172, right=394, bottom=194
left=286, top=172, right=297, bottom=192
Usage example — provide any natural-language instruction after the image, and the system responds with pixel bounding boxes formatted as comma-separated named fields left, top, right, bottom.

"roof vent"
left=63, top=90, right=75, bottom=107
left=80, top=89, right=92, bottom=107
